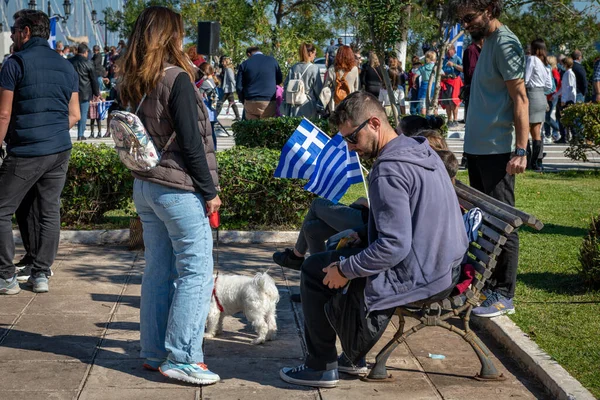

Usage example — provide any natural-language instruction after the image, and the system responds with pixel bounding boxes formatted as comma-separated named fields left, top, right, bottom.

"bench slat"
left=456, top=180, right=544, bottom=230
left=480, top=224, right=507, bottom=246
left=456, top=185, right=523, bottom=228
left=469, top=245, right=497, bottom=270
left=476, top=235, right=502, bottom=256
left=459, top=198, right=515, bottom=234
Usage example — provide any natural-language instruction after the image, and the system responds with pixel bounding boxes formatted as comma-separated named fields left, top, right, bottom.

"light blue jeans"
left=133, top=179, right=213, bottom=364
left=78, top=101, right=90, bottom=139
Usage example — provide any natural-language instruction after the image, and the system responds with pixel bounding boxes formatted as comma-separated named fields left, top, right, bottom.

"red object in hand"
left=209, top=211, right=220, bottom=229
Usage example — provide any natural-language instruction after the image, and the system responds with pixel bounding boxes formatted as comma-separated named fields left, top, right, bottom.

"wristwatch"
left=514, top=147, right=527, bottom=157
left=334, top=261, right=347, bottom=278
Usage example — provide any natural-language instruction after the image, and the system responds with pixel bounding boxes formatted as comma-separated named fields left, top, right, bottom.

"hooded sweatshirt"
left=339, top=135, right=469, bottom=312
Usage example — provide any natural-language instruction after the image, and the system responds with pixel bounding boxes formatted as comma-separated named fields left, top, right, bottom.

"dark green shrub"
left=578, top=215, right=600, bottom=289
left=561, top=103, right=600, bottom=162
left=62, top=143, right=134, bottom=225
left=216, top=146, right=315, bottom=229
left=232, top=117, right=332, bottom=150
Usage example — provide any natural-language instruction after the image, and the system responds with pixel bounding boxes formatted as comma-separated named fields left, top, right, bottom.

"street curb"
left=472, top=315, right=595, bottom=400
left=13, top=229, right=300, bottom=245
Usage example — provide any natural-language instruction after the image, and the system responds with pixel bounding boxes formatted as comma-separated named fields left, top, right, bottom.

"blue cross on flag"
left=447, top=23, right=464, bottom=57
left=304, top=133, right=364, bottom=204
left=274, top=118, right=330, bottom=179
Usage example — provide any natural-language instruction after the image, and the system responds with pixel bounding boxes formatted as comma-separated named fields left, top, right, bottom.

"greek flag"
left=274, top=118, right=330, bottom=179
left=48, top=17, right=57, bottom=49
left=304, top=133, right=363, bottom=204
left=447, top=23, right=464, bottom=57
left=98, top=100, right=114, bottom=120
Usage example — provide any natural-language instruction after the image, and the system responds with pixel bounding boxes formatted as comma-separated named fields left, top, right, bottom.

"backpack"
left=334, top=70, right=351, bottom=104
left=110, top=94, right=176, bottom=172
left=285, top=64, right=311, bottom=106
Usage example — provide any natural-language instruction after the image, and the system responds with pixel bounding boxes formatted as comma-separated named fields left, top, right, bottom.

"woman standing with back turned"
left=118, top=6, right=221, bottom=385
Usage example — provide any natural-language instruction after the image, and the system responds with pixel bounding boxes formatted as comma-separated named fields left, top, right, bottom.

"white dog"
left=205, top=272, right=279, bottom=345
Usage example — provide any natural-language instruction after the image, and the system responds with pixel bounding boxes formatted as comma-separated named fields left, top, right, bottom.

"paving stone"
left=46, top=281, right=126, bottom=296
left=1, top=391, right=79, bottom=400
left=0, top=360, right=88, bottom=391
left=79, top=388, right=197, bottom=400
left=0, top=315, right=105, bottom=361
left=25, top=295, right=116, bottom=315
left=84, top=359, right=177, bottom=389
left=202, top=358, right=316, bottom=397
left=205, top=332, right=304, bottom=360
left=0, top=296, right=33, bottom=314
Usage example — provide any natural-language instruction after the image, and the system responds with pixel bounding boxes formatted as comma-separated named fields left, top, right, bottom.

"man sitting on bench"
left=279, top=91, right=469, bottom=389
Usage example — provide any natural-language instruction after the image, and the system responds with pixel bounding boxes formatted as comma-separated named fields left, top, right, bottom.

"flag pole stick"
left=359, top=161, right=370, bottom=207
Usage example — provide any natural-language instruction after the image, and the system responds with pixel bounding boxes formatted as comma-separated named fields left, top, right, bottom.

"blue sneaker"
left=159, top=360, right=220, bottom=385
left=142, top=358, right=165, bottom=371
left=0, top=276, right=21, bottom=295
left=280, top=364, right=339, bottom=388
left=337, top=353, right=368, bottom=376
left=472, top=291, right=515, bottom=317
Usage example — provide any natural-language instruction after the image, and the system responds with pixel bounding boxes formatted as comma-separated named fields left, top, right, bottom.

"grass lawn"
left=343, top=170, right=600, bottom=397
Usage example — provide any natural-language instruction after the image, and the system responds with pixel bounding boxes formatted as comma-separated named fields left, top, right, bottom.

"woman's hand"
left=206, top=195, right=221, bottom=216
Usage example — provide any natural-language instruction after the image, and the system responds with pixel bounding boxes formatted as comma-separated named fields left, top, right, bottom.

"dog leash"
left=212, top=273, right=224, bottom=312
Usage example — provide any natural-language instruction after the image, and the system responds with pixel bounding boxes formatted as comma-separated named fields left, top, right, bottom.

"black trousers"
left=301, top=247, right=364, bottom=371
left=465, top=153, right=519, bottom=299
left=15, top=187, right=39, bottom=263
left=0, top=150, right=71, bottom=280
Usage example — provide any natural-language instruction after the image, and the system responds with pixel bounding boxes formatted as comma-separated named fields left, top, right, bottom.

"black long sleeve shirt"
left=168, top=73, right=217, bottom=201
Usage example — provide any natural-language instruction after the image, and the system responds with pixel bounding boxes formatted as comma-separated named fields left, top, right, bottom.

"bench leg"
left=364, top=315, right=408, bottom=381
left=463, top=331, right=505, bottom=380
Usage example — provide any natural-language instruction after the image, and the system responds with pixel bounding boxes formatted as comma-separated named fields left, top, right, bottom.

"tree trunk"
left=395, top=5, right=411, bottom=70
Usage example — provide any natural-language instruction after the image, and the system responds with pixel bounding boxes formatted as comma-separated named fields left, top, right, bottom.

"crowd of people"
left=1, top=0, right=600, bottom=392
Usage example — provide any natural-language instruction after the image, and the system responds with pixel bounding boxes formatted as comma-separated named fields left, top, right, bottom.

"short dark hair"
left=456, top=0, right=503, bottom=19
left=329, top=91, right=388, bottom=129
left=399, top=115, right=445, bottom=137
left=13, top=9, right=50, bottom=39
left=435, top=149, right=459, bottom=179
left=77, top=43, right=89, bottom=55
left=571, top=49, right=582, bottom=60
left=246, top=46, right=260, bottom=55
left=93, top=45, right=100, bottom=52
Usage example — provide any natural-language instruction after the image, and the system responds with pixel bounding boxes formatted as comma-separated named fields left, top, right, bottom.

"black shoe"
left=15, top=257, right=34, bottom=271
left=290, top=293, right=302, bottom=303
left=273, top=248, right=304, bottom=271
left=16, top=265, right=32, bottom=282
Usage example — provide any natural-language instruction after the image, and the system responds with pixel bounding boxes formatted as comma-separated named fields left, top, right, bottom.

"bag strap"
left=135, top=66, right=178, bottom=114
left=298, top=63, right=311, bottom=80
left=373, top=66, right=382, bottom=83
left=161, top=132, right=177, bottom=155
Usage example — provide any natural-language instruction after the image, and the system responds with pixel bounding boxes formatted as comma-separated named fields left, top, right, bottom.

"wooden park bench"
left=364, top=180, right=544, bottom=382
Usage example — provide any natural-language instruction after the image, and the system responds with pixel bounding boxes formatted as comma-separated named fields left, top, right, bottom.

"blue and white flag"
left=447, top=23, right=464, bottom=57
left=48, top=17, right=57, bottom=49
left=98, top=100, right=114, bottom=120
left=304, top=133, right=363, bottom=204
left=274, top=118, right=330, bottom=179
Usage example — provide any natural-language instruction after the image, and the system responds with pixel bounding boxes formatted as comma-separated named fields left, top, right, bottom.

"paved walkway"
left=0, top=244, right=549, bottom=399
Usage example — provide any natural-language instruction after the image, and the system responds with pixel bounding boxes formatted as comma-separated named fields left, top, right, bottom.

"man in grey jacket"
left=279, top=91, right=469, bottom=388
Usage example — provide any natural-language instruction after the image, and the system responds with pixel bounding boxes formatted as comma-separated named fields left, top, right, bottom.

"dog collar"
left=212, top=275, right=224, bottom=312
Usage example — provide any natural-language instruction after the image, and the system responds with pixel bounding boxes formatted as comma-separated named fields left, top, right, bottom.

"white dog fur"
left=205, top=272, right=279, bottom=345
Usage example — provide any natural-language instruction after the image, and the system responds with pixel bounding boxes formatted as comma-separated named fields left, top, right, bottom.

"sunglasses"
left=343, top=118, right=370, bottom=145
left=460, top=11, right=482, bottom=24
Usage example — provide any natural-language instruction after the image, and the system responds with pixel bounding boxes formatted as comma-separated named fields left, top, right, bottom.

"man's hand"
left=506, top=155, right=527, bottom=175
left=322, top=262, right=349, bottom=289
left=447, top=61, right=454, bottom=67
left=206, top=194, right=221, bottom=216
left=350, top=197, right=369, bottom=208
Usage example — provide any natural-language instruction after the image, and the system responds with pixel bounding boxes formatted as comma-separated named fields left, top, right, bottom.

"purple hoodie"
left=339, top=134, right=469, bottom=312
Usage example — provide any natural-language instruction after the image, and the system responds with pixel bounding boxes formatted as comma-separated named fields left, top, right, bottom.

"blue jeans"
left=543, top=98, right=559, bottom=137
left=78, top=101, right=90, bottom=139
left=133, top=179, right=213, bottom=363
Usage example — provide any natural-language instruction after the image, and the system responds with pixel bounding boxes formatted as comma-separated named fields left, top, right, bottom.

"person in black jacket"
left=360, top=52, right=383, bottom=98
left=70, top=43, right=100, bottom=140
left=91, top=45, right=106, bottom=90
left=571, top=49, right=588, bottom=103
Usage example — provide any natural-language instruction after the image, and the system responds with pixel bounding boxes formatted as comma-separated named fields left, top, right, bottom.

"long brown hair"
left=299, top=42, right=316, bottom=63
left=118, top=6, right=196, bottom=108
left=530, top=38, right=548, bottom=65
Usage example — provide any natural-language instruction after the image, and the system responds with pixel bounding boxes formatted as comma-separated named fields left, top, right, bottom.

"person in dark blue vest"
left=0, top=9, right=80, bottom=295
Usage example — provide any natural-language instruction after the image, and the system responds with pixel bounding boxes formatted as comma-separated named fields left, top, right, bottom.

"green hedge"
left=62, top=143, right=134, bottom=225
left=561, top=103, right=600, bottom=162
left=232, top=117, right=332, bottom=150
left=231, top=114, right=447, bottom=151
left=216, top=146, right=314, bottom=229
left=578, top=214, right=600, bottom=289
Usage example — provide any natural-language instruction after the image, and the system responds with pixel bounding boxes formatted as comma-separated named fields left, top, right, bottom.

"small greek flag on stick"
left=274, top=118, right=330, bottom=179
left=304, top=133, right=364, bottom=203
